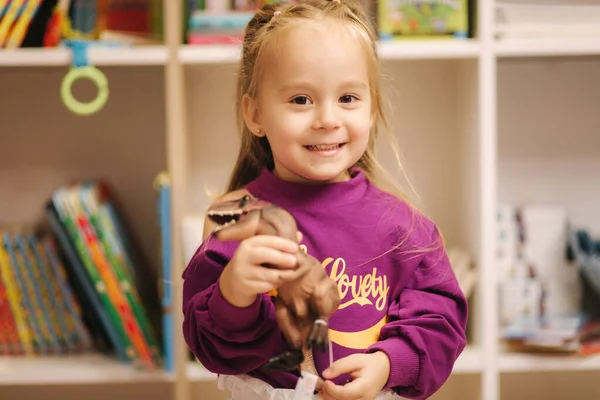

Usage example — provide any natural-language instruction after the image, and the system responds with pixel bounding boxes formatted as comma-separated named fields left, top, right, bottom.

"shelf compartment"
left=0, top=46, right=168, bottom=67
left=0, top=354, right=171, bottom=385
left=0, top=67, right=168, bottom=374
left=497, top=57, right=600, bottom=380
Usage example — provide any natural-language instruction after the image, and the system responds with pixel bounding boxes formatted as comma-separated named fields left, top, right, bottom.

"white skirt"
left=217, top=373, right=402, bottom=400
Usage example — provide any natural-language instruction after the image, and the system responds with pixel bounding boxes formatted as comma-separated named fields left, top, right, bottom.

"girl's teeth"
left=307, top=144, right=340, bottom=150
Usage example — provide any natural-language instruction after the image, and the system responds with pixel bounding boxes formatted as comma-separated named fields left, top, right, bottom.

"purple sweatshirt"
left=182, top=167, right=468, bottom=399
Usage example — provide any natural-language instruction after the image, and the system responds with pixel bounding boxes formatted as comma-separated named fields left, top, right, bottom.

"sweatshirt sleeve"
left=366, top=224, right=468, bottom=399
left=181, top=236, right=289, bottom=375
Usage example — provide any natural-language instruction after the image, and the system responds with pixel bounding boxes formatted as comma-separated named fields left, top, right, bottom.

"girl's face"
left=243, top=20, right=373, bottom=184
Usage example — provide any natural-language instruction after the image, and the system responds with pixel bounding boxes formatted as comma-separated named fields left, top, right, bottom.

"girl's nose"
left=312, top=102, right=341, bottom=131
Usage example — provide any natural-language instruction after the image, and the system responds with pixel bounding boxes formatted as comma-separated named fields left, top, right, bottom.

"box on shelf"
left=377, top=0, right=471, bottom=40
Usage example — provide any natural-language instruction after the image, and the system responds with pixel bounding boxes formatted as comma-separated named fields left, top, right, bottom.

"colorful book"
left=0, top=237, right=34, bottom=356
left=154, top=172, right=173, bottom=372
left=78, top=182, right=161, bottom=364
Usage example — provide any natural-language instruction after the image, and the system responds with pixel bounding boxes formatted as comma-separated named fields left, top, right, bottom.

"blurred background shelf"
left=0, top=354, right=172, bottom=385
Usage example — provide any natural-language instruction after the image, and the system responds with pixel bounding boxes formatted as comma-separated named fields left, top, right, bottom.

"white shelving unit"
left=1, top=0, right=599, bottom=399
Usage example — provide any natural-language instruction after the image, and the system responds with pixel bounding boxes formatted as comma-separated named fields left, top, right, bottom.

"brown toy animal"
left=207, top=195, right=340, bottom=373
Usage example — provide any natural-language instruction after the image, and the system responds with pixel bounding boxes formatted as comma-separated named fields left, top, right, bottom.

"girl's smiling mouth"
left=304, top=143, right=346, bottom=151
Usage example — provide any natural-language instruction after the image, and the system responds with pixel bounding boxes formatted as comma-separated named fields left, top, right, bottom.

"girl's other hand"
left=219, top=234, right=301, bottom=308
left=318, top=352, right=391, bottom=400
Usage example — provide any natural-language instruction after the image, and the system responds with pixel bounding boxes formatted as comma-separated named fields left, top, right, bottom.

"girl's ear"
left=242, top=94, right=265, bottom=137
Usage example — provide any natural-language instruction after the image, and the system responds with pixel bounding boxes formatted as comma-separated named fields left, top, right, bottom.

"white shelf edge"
left=499, top=352, right=600, bottom=372
left=187, top=361, right=218, bottom=382
left=494, top=37, right=600, bottom=57
left=0, top=46, right=168, bottom=67
left=0, top=354, right=172, bottom=385
left=180, top=40, right=481, bottom=64
left=180, top=44, right=243, bottom=64
left=5, top=37, right=600, bottom=67
left=186, top=344, right=482, bottom=383
left=452, top=345, right=483, bottom=374
left=377, top=40, right=481, bottom=60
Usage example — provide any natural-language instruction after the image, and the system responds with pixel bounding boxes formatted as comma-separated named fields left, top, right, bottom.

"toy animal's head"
left=207, top=195, right=297, bottom=242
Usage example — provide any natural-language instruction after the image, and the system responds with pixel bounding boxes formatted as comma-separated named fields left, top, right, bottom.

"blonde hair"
left=226, top=0, right=414, bottom=203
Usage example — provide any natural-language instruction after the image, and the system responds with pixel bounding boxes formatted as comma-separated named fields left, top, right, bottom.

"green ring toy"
left=61, top=66, right=109, bottom=116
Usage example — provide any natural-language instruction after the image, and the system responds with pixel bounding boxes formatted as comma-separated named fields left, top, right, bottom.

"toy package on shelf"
left=377, top=0, right=471, bottom=40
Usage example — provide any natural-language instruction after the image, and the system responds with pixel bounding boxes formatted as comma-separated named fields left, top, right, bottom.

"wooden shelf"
left=495, top=37, right=600, bottom=58
left=0, top=354, right=171, bottom=385
left=0, top=46, right=167, bottom=67
left=499, top=352, right=600, bottom=373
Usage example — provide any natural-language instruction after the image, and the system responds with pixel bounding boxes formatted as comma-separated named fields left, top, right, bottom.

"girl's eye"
left=291, top=96, right=311, bottom=105
left=340, top=95, right=358, bottom=103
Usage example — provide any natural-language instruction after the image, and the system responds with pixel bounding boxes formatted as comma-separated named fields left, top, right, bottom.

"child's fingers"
left=322, top=378, right=366, bottom=400
left=322, top=354, right=365, bottom=379
left=244, top=234, right=299, bottom=253
left=251, top=265, right=302, bottom=285
left=247, top=246, right=297, bottom=269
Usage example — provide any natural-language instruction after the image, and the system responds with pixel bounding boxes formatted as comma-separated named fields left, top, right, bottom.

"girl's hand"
left=318, top=352, right=391, bottom=400
left=219, top=234, right=301, bottom=308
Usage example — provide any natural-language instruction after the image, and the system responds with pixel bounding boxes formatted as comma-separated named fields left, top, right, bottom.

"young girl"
left=182, top=0, right=468, bottom=399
